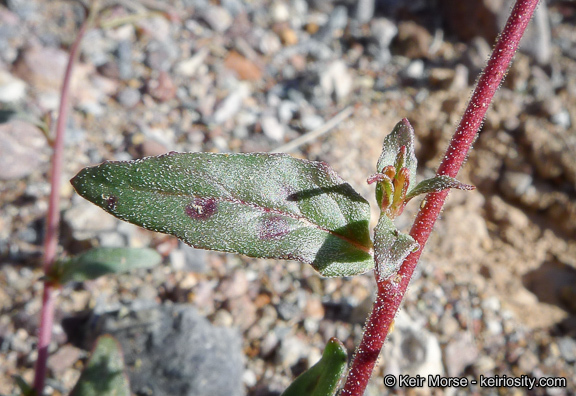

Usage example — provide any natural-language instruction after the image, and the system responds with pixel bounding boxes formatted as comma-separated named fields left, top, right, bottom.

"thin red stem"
left=33, top=9, right=94, bottom=394
left=341, top=0, right=540, bottom=394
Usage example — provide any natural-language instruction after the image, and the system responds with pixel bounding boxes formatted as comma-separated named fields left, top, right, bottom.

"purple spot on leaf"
left=103, top=194, right=118, bottom=210
left=259, top=215, right=290, bottom=240
left=185, top=198, right=217, bottom=220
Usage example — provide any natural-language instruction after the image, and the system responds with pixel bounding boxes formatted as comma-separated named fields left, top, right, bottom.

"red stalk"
left=341, top=0, right=540, bottom=394
left=33, top=9, right=94, bottom=394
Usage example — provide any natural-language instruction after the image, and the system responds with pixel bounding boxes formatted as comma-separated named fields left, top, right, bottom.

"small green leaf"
left=71, top=153, right=373, bottom=277
left=14, top=375, right=35, bottom=396
left=405, top=175, right=475, bottom=201
left=375, top=120, right=418, bottom=215
left=370, top=172, right=394, bottom=212
left=56, top=247, right=161, bottom=284
left=376, top=119, right=417, bottom=188
left=69, top=335, right=130, bottom=396
left=373, top=215, right=419, bottom=280
left=0, top=109, right=45, bottom=129
left=281, top=338, right=348, bottom=396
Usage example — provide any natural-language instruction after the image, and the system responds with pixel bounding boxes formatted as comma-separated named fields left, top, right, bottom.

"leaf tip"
left=460, top=183, right=476, bottom=191
left=327, top=337, right=347, bottom=355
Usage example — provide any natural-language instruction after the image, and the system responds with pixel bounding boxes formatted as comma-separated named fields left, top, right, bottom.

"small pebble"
left=116, top=87, right=141, bottom=108
left=0, top=70, right=26, bottom=102
left=300, top=114, right=324, bottom=131
left=200, top=5, right=232, bottom=33
left=260, top=114, right=284, bottom=141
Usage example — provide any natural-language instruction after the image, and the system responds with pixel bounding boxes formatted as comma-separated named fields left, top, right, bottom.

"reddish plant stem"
left=33, top=10, right=94, bottom=395
left=341, top=0, right=540, bottom=394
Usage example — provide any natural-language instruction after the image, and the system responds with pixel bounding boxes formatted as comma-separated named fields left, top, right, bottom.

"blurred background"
left=0, top=0, right=575, bottom=394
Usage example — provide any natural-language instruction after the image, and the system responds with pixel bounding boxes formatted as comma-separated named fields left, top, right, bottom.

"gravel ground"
left=1, top=0, right=576, bottom=395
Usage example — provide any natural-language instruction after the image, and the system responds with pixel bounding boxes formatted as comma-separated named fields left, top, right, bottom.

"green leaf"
left=405, top=175, right=475, bottom=201
left=71, top=153, right=373, bottom=277
left=69, top=335, right=130, bottom=396
left=373, top=215, right=419, bottom=280
left=281, top=338, right=348, bottom=396
left=55, top=247, right=162, bottom=284
left=14, top=375, right=35, bottom=396
left=375, top=120, right=418, bottom=210
left=376, top=119, right=417, bottom=189
left=371, top=172, right=394, bottom=212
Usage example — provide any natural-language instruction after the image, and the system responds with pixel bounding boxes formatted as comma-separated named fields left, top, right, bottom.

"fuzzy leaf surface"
left=375, top=119, right=418, bottom=206
left=281, top=338, right=347, bottom=396
left=376, top=119, right=417, bottom=189
left=405, top=175, right=475, bottom=201
left=69, top=335, right=130, bottom=396
left=71, top=152, right=373, bottom=277
left=373, top=215, right=419, bottom=280
left=57, top=247, right=162, bottom=284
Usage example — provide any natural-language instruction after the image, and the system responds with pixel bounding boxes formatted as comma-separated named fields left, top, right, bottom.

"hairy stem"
left=33, top=5, right=96, bottom=394
left=341, top=0, right=540, bottom=394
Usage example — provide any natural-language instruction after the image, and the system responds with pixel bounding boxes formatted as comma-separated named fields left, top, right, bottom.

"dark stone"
left=276, top=300, right=300, bottom=321
left=437, top=0, right=500, bottom=43
left=84, top=303, right=244, bottom=396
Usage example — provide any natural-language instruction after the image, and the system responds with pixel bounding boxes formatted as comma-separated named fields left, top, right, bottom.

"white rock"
left=175, top=47, right=209, bottom=77
left=271, top=1, right=290, bottom=22
left=278, top=100, right=298, bottom=124
left=370, top=18, right=398, bottom=48
left=551, top=109, right=571, bottom=129
left=486, top=319, right=503, bottom=335
left=0, top=70, right=26, bottom=102
left=276, top=335, right=308, bottom=368
left=404, top=59, right=425, bottom=80
left=259, top=31, right=282, bottom=55
left=242, top=370, right=257, bottom=387
left=261, top=115, right=285, bottom=141
left=382, top=311, right=445, bottom=381
left=481, top=296, right=501, bottom=312
left=320, top=60, right=353, bottom=102
left=212, top=84, right=250, bottom=124
left=200, top=5, right=232, bottom=33
left=301, top=114, right=324, bottom=131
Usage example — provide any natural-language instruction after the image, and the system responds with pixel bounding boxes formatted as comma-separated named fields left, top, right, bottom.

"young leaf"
left=281, top=338, right=348, bottom=396
left=373, top=215, right=419, bottom=280
left=375, top=120, right=418, bottom=212
left=376, top=119, right=417, bottom=185
left=405, top=175, right=475, bottom=201
left=69, top=335, right=130, bottom=396
left=14, top=375, right=35, bottom=396
left=54, top=247, right=162, bottom=284
left=71, top=153, right=374, bottom=277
